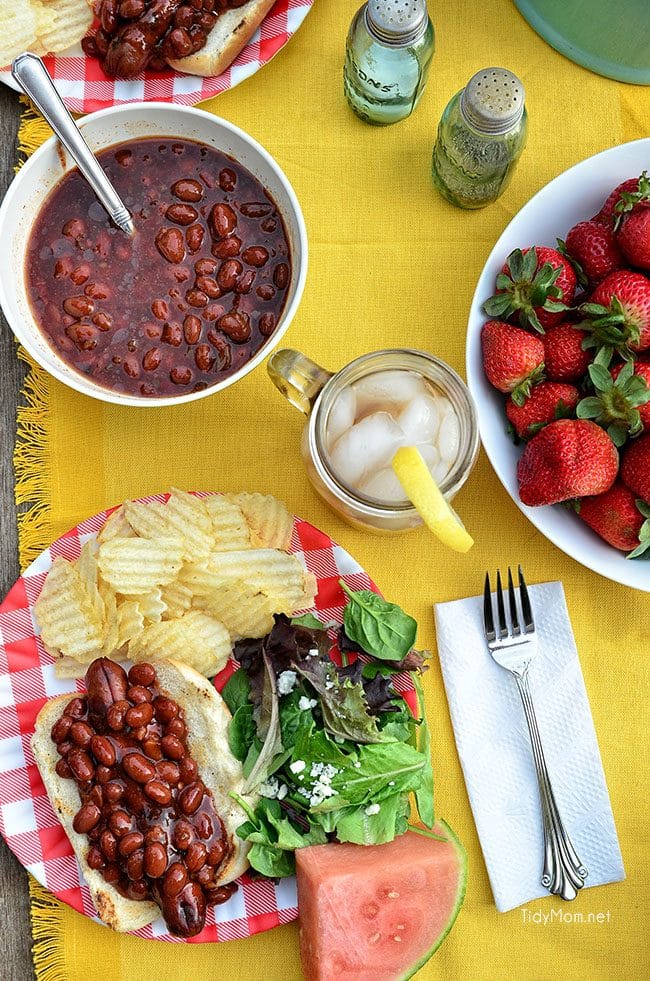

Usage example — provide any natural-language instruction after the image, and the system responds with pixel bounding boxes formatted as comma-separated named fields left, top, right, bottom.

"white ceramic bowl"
left=466, top=138, right=650, bottom=592
left=0, top=103, right=308, bottom=407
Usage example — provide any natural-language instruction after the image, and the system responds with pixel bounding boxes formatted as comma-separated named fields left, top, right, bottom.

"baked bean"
left=163, top=862, right=188, bottom=898
left=128, top=663, right=156, bottom=687
left=127, top=684, right=152, bottom=705
left=178, top=756, right=198, bottom=784
left=156, top=760, right=180, bottom=785
left=183, top=315, right=202, bottom=344
left=144, top=321, right=162, bottom=340
left=194, top=811, right=213, bottom=841
left=170, top=366, right=192, bottom=386
left=186, top=841, right=207, bottom=873
left=207, top=840, right=226, bottom=867
left=73, top=802, right=101, bottom=834
left=90, top=735, right=116, bottom=767
left=158, top=725, right=186, bottom=761
left=172, top=179, right=203, bottom=203
left=196, top=864, right=215, bottom=888
left=65, top=697, right=86, bottom=719
left=119, top=831, right=144, bottom=857
left=172, top=820, right=194, bottom=851
left=185, top=223, right=205, bottom=254
left=207, top=885, right=236, bottom=906
left=218, top=311, right=251, bottom=343
left=51, top=714, right=73, bottom=744
left=65, top=323, right=99, bottom=352
left=167, top=27, right=193, bottom=57
left=55, top=758, right=72, bottom=778
left=57, top=739, right=73, bottom=758
left=118, top=0, right=145, bottom=16
left=154, top=696, right=179, bottom=723
left=240, top=202, right=272, bottom=218
left=216, top=259, right=242, bottom=292
left=194, top=257, right=217, bottom=276
left=145, top=825, right=167, bottom=846
left=63, top=295, right=95, bottom=318
left=194, top=276, right=221, bottom=299
left=126, top=849, right=145, bottom=881
left=165, top=881, right=205, bottom=938
left=144, top=842, right=168, bottom=878
left=126, top=879, right=149, bottom=900
left=106, top=702, right=126, bottom=731
left=211, top=235, right=241, bottom=259
left=166, top=203, right=198, bottom=226
left=274, top=263, right=290, bottom=290
left=126, top=702, right=154, bottom=728
left=194, top=344, right=213, bottom=372
left=87, top=845, right=104, bottom=870
left=261, top=216, right=278, bottom=233
left=178, top=782, right=204, bottom=816
left=54, top=257, right=73, bottom=279
left=89, top=784, right=104, bottom=808
left=70, top=264, right=91, bottom=286
left=101, top=0, right=118, bottom=33
left=151, top=298, right=170, bottom=320
left=259, top=312, right=276, bottom=337
left=242, top=246, right=269, bottom=268
left=70, top=721, right=94, bottom=748
left=186, top=288, right=209, bottom=308
left=218, top=168, right=237, bottom=192
left=156, top=227, right=186, bottom=264
left=84, top=282, right=111, bottom=300
left=92, top=312, right=113, bottom=331
left=162, top=321, right=183, bottom=346
left=142, top=735, right=163, bottom=761
left=68, top=749, right=94, bottom=782
left=100, top=829, right=119, bottom=862
left=62, top=218, right=86, bottom=240
left=102, top=863, right=120, bottom=885
left=109, top=809, right=133, bottom=838
left=123, top=752, right=156, bottom=784
left=96, top=765, right=114, bottom=785
left=166, top=717, right=187, bottom=739
left=235, top=270, right=255, bottom=295
left=144, top=780, right=173, bottom=806
left=104, top=781, right=124, bottom=804
left=209, top=203, right=237, bottom=239
left=174, top=5, right=193, bottom=28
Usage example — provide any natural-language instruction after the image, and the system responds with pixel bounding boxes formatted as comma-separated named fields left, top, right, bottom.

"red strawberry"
left=577, top=351, right=650, bottom=445
left=578, top=482, right=647, bottom=552
left=481, top=320, right=545, bottom=404
left=611, top=359, right=650, bottom=431
left=582, top=270, right=650, bottom=353
left=517, top=419, right=618, bottom=506
left=621, top=433, right=650, bottom=502
left=563, top=220, right=624, bottom=285
left=596, top=177, right=640, bottom=225
left=543, top=322, right=592, bottom=381
left=506, top=382, right=579, bottom=439
left=618, top=207, right=650, bottom=270
left=483, top=247, right=577, bottom=333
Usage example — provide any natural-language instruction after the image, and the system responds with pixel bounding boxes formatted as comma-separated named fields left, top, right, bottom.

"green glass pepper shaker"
left=344, top=0, right=435, bottom=126
left=432, top=67, right=528, bottom=209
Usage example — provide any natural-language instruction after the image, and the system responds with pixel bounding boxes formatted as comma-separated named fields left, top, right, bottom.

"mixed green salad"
left=221, top=581, right=435, bottom=878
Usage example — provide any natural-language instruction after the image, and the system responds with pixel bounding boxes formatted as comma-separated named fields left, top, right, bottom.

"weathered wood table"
left=0, top=85, right=35, bottom=980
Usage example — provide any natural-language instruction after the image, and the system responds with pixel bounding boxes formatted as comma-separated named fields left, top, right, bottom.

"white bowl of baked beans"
left=0, top=102, right=308, bottom=406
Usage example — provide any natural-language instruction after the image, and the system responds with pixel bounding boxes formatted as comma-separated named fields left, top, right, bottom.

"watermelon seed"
left=393, top=936, right=402, bottom=942
left=368, top=933, right=381, bottom=945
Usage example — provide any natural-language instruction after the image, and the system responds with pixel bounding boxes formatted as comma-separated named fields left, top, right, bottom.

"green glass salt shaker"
left=344, top=0, right=435, bottom=126
left=431, top=67, right=528, bottom=209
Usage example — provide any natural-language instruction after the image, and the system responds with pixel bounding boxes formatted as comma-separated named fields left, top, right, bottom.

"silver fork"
left=483, top=567, right=588, bottom=901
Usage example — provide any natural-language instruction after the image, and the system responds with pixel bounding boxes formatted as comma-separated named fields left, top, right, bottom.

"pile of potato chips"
left=34, top=490, right=317, bottom=678
left=1, top=0, right=92, bottom=69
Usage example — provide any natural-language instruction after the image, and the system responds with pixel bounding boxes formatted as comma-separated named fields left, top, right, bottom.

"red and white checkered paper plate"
left=0, top=492, right=416, bottom=943
left=0, top=0, right=313, bottom=114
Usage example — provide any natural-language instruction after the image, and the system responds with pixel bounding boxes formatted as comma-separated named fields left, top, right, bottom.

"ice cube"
left=353, top=370, right=429, bottom=416
left=433, top=459, right=451, bottom=485
left=359, top=468, right=407, bottom=504
left=325, top=386, right=357, bottom=451
left=397, top=395, right=441, bottom=444
left=438, top=410, right=460, bottom=463
left=417, top=443, right=440, bottom=469
left=329, top=412, right=404, bottom=487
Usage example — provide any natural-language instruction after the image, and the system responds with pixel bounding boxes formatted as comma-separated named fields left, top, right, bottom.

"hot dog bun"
left=31, top=658, right=253, bottom=933
left=165, top=0, right=277, bottom=77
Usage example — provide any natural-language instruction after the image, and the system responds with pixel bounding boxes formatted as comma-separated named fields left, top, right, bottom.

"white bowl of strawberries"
left=466, top=139, right=650, bottom=591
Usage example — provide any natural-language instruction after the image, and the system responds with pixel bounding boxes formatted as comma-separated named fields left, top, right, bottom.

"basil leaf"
left=291, top=612, right=326, bottom=630
left=221, top=668, right=251, bottom=715
left=340, top=580, right=417, bottom=661
left=228, top=703, right=256, bottom=762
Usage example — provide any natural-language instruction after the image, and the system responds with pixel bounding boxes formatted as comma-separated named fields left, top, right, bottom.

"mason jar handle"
left=267, top=349, right=334, bottom=415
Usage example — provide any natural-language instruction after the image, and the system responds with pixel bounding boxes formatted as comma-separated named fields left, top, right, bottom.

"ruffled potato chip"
left=193, top=580, right=274, bottom=640
left=32, top=0, right=93, bottom=58
left=34, top=557, right=104, bottom=662
left=184, top=549, right=317, bottom=615
left=129, top=610, right=231, bottom=677
left=227, top=492, right=293, bottom=550
left=97, top=506, right=135, bottom=545
left=98, top=538, right=183, bottom=595
left=159, top=579, right=194, bottom=620
left=204, top=495, right=251, bottom=552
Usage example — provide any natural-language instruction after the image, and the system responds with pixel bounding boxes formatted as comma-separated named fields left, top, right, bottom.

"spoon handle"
left=11, top=53, right=134, bottom=236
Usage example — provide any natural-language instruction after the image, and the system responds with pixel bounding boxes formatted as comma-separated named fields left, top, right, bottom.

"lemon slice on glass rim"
left=392, top=446, right=473, bottom=553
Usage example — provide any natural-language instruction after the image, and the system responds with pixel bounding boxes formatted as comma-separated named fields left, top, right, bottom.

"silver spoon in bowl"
left=11, top=52, right=135, bottom=237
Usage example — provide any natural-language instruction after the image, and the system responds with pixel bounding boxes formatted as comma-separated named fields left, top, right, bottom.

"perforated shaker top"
left=460, top=68, right=525, bottom=135
left=366, top=0, right=428, bottom=45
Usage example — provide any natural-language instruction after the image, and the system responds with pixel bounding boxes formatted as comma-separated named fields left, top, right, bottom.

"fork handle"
left=515, top=673, right=588, bottom=901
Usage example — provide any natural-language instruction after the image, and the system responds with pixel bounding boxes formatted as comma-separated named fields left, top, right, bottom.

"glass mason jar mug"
left=268, top=348, right=479, bottom=532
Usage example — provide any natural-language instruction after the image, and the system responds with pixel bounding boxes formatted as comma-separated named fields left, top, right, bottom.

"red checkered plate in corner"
left=0, top=0, right=314, bottom=114
left=0, top=491, right=416, bottom=943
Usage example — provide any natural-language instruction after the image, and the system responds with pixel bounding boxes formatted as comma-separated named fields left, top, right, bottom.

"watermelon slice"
left=295, top=821, right=467, bottom=981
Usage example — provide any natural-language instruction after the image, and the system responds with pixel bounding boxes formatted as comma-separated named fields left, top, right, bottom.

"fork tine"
left=518, top=565, right=535, bottom=633
left=495, top=570, right=508, bottom=638
left=507, top=567, right=521, bottom=636
left=483, top=572, right=496, bottom=641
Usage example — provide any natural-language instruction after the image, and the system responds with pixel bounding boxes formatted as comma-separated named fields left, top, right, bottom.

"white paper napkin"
left=434, top=580, right=625, bottom=912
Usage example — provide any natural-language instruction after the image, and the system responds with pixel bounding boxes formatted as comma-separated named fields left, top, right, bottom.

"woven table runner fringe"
left=29, top=877, right=67, bottom=981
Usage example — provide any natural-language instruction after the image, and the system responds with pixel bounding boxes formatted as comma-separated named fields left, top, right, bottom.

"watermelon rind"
left=399, top=819, right=467, bottom=980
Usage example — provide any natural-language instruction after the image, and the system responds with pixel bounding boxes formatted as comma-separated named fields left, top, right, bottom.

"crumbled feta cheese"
left=388, top=781, right=395, bottom=786
left=353, top=761, right=362, bottom=769
left=325, top=680, right=334, bottom=690
left=312, top=781, right=336, bottom=800
left=365, top=803, right=380, bottom=816
left=290, top=759, right=306, bottom=774
left=277, top=783, right=288, bottom=801
left=308, top=648, right=319, bottom=657
left=310, top=762, right=338, bottom=783
left=277, top=670, right=298, bottom=695
left=259, top=777, right=279, bottom=799
left=298, top=696, right=318, bottom=711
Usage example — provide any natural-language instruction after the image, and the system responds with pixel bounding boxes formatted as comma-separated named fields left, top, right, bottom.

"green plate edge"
left=514, top=0, right=650, bottom=86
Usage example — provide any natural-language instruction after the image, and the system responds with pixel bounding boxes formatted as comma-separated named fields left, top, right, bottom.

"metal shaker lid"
left=366, top=0, right=428, bottom=46
left=460, top=68, right=525, bottom=135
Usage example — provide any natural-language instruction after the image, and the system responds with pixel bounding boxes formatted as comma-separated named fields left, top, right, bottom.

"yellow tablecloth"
left=14, top=1, right=650, bottom=978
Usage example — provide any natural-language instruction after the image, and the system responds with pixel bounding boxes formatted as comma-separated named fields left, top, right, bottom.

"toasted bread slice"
left=31, top=658, right=253, bottom=933
left=166, top=0, right=277, bottom=77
